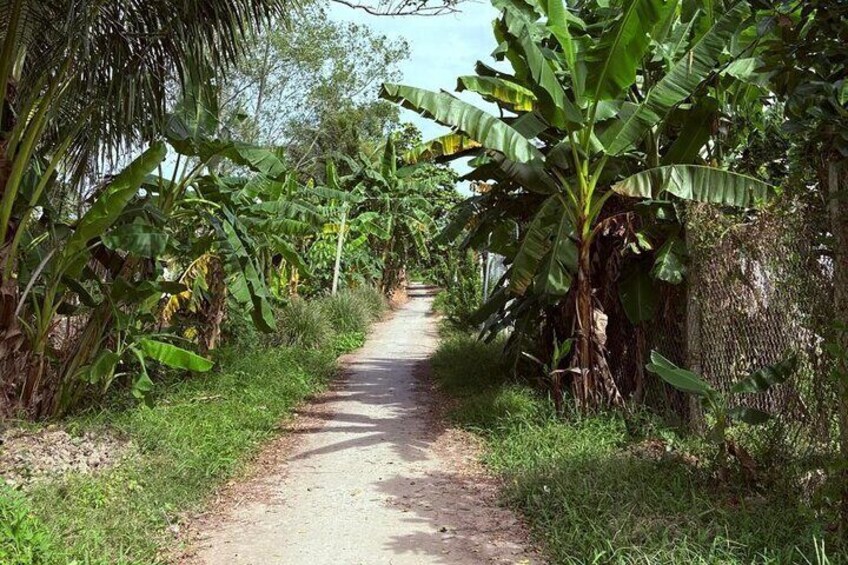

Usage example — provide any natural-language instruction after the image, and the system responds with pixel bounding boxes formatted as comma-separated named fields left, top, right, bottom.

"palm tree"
left=0, top=0, right=289, bottom=274
left=0, top=0, right=291, bottom=415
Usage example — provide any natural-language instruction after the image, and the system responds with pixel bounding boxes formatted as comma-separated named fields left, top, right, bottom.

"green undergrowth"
left=0, top=329, right=366, bottom=565
left=431, top=331, right=843, bottom=565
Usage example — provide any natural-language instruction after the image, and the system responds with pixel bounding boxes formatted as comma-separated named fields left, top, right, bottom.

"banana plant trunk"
left=574, top=239, right=594, bottom=410
left=199, top=256, right=227, bottom=355
left=54, top=304, right=114, bottom=417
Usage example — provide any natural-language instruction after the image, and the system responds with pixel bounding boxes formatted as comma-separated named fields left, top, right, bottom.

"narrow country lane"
left=185, top=284, right=539, bottom=565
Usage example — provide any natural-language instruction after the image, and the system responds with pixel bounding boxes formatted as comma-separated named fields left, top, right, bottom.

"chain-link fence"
left=659, top=198, right=839, bottom=456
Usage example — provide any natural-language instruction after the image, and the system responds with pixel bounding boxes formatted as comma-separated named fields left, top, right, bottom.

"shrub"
left=319, top=291, right=371, bottom=334
left=350, top=286, right=388, bottom=321
left=274, top=298, right=332, bottom=349
left=331, top=331, right=367, bottom=354
left=431, top=251, right=482, bottom=330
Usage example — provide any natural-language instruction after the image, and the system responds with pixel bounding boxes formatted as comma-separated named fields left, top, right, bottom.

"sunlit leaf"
left=613, top=165, right=773, bottom=208
left=138, top=338, right=213, bottom=372
left=380, top=83, right=542, bottom=163
left=646, top=350, right=714, bottom=396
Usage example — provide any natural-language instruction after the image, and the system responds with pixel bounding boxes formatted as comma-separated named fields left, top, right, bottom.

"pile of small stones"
left=0, top=425, right=131, bottom=489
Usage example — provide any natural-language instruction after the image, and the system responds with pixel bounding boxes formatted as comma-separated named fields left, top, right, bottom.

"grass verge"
left=1, top=331, right=367, bottom=565
left=431, top=331, right=842, bottom=564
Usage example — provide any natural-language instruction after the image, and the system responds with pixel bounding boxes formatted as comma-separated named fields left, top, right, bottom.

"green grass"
left=319, top=291, right=371, bottom=334
left=0, top=486, right=55, bottom=565
left=274, top=297, right=334, bottom=348
left=0, top=331, right=362, bottom=564
left=431, top=333, right=844, bottom=565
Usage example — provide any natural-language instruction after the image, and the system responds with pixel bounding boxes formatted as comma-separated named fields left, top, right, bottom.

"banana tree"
left=381, top=0, right=773, bottom=410
left=12, top=143, right=167, bottom=414
left=0, top=2, right=288, bottom=355
left=7, top=75, right=324, bottom=416
left=338, top=136, right=437, bottom=296
left=647, top=350, right=798, bottom=469
left=0, top=1, right=293, bottom=416
left=137, top=82, right=324, bottom=348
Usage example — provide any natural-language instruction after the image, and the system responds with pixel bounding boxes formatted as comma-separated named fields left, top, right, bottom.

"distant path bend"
left=187, top=284, right=539, bottom=565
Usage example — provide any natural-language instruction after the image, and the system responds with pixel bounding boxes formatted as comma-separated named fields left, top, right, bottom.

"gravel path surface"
left=186, top=284, right=539, bottom=565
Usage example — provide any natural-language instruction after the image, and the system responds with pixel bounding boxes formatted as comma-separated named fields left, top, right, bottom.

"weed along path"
left=184, top=284, right=539, bottom=565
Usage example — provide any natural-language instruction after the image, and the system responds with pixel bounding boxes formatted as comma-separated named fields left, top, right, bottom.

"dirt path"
left=183, top=284, right=540, bottom=565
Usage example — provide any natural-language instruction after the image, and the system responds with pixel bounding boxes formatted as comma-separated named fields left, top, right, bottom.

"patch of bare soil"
left=0, top=426, right=131, bottom=489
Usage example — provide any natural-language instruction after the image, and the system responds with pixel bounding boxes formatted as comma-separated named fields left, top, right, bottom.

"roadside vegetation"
left=0, top=0, right=449, bottom=561
left=403, top=0, right=848, bottom=559
left=0, top=291, right=385, bottom=564
left=432, top=329, right=837, bottom=564
left=2, top=0, right=847, bottom=563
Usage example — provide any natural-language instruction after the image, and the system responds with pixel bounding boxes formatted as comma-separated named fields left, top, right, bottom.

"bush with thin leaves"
left=319, top=292, right=371, bottom=334
left=350, top=286, right=388, bottom=321
left=274, top=298, right=332, bottom=349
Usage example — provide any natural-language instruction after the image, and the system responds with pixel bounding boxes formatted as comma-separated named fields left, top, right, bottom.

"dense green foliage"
left=273, top=288, right=386, bottom=348
left=382, top=0, right=778, bottom=411
left=382, top=0, right=848, bottom=532
left=0, top=1, right=452, bottom=419
left=431, top=250, right=483, bottom=330
left=1, top=0, right=847, bottom=562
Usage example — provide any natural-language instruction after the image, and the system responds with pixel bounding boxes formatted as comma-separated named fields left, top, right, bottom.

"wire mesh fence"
left=657, top=197, right=839, bottom=456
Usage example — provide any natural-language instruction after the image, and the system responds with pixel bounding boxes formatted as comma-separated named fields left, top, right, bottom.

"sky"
left=328, top=1, right=502, bottom=141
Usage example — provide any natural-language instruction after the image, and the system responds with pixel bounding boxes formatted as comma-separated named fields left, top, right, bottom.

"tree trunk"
left=0, top=80, right=24, bottom=414
left=251, top=40, right=272, bottom=142
left=827, top=160, right=848, bottom=532
left=200, top=256, right=227, bottom=355
left=0, top=279, right=25, bottom=413
left=331, top=205, right=348, bottom=296
left=573, top=238, right=594, bottom=410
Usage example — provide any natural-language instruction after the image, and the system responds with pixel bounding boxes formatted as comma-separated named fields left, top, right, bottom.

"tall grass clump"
left=431, top=333, right=549, bottom=432
left=320, top=291, right=371, bottom=334
left=274, top=297, right=332, bottom=348
left=431, top=333, right=510, bottom=395
left=350, top=286, right=388, bottom=321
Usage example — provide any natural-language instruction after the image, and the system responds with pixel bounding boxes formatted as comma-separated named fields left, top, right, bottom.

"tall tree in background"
left=220, top=3, right=409, bottom=176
